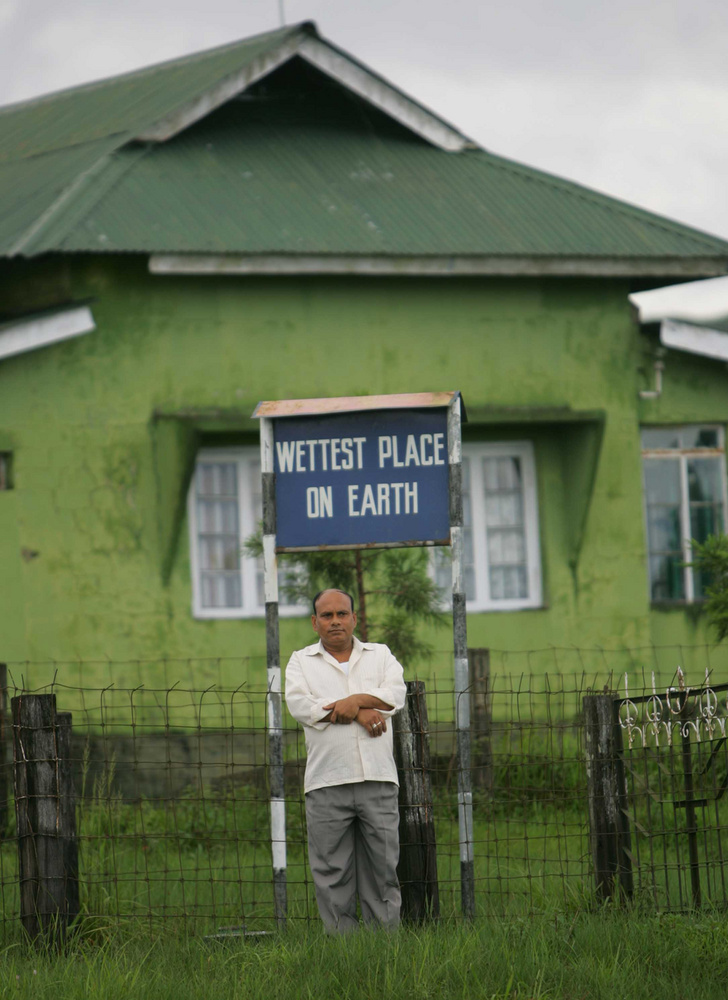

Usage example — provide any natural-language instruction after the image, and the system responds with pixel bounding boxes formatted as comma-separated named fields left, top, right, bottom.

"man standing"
left=284, top=588, right=406, bottom=933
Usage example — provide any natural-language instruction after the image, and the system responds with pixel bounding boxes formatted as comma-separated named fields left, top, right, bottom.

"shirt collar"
left=306, top=635, right=375, bottom=663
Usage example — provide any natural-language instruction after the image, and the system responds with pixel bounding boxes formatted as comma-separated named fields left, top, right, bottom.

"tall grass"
left=2, top=909, right=728, bottom=1000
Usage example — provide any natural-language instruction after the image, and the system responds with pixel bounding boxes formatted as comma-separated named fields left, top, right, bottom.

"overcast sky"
left=2, top=0, right=727, bottom=240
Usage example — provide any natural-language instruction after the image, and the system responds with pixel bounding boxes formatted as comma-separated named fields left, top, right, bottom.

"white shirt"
left=284, top=637, right=407, bottom=794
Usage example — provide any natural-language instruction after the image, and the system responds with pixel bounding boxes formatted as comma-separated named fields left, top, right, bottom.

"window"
left=0, top=453, right=11, bottom=490
left=641, top=426, right=728, bottom=602
left=188, top=447, right=302, bottom=619
left=435, top=441, right=542, bottom=612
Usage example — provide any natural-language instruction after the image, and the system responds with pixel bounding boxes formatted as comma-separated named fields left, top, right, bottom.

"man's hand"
left=356, top=708, right=387, bottom=737
left=322, top=693, right=394, bottom=725
left=323, top=695, right=362, bottom=724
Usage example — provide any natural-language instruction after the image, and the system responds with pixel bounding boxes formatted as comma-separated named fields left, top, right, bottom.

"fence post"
left=12, top=694, right=79, bottom=945
left=467, top=649, right=492, bottom=794
left=393, top=680, right=439, bottom=923
left=583, top=693, right=633, bottom=902
left=0, top=664, right=8, bottom=838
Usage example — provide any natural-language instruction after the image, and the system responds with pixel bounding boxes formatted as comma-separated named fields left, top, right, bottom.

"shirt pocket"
left=351, top=659, right=383, bottom=692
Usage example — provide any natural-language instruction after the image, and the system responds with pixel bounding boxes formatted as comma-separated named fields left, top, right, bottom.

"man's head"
left=311, top=589, right=357, bottom=654
left=312, top=589, right=355, bottom=616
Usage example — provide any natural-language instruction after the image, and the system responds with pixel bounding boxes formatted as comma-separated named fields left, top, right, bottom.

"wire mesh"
left=0, top=643, right=727, bottom=937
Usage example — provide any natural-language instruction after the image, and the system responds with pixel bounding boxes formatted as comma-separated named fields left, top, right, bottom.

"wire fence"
left=1, top=643, right=728, bottom=939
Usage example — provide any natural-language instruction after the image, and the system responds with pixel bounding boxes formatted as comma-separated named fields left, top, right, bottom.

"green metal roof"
left=2, top=23, right=728, bottom=266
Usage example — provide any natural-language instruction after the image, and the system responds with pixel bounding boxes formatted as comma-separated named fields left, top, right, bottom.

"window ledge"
left=467, top=603, right=547, bottom=614
left=650, top=600, right=707, bottom=611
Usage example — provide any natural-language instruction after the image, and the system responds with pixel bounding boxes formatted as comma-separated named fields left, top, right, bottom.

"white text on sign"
left=378, top=434, right=445, bottom=468
left=276, top=433, right=446, bottom=474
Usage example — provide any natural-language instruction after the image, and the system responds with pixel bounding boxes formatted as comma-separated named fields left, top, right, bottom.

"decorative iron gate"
left=617, top=668, right=728, bottom=910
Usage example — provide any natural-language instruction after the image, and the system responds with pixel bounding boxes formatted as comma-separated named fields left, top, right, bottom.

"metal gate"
left=618, top=668, right=728, bottom=910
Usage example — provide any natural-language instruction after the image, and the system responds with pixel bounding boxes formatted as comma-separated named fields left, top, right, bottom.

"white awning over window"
left=629, top=275, right=728, bottom=363
left=0, top=304, right=95, bottom=362
left=660, top=318, right=728, bottom=363
left=629, top=274, right=728, bottom=325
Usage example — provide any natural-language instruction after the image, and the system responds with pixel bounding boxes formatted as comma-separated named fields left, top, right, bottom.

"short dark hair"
left=312, top=589, right=355, bottom=615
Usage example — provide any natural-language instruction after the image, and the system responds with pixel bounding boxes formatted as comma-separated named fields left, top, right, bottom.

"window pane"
left=484, top=456, right=522, bottom=491
left=686, top=427, right=719, bottom=449
left=688, top=458, right=722, bottom=503
left=643, top=458, right=683, bottom=602
left=644, top=459, right=680, bottom=504
left=199, top=536, right=240, bottom=571
left=642, top=428, right=681, bottom=450
left=197, top=499, right=238, bottom=534
left=643, top=429, right=726, bottom=605
left=201, top=572, right=242, bottom=609
left=488, top=529, right=525, bottom=565
left=647, top=506, right=681, bottom=554
left=197, top=462, right=237, bottom=497
left=483, top=456, right=528, bottom=601
left=490, top=566, right=527, bottom=601
left=650, top=555, right=684, bottom=601
left=690, top=505, right=723, bottom=544
left=485, top=492, right=523, bottom=527
left=196, top=461, right=242, bottom=609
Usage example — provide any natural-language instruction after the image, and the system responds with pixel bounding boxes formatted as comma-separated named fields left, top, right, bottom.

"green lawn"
left=2, top=909, right=728, bottom=1000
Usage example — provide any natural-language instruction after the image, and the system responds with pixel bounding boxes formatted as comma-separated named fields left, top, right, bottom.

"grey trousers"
left=305, top=780, right=401, bottom=933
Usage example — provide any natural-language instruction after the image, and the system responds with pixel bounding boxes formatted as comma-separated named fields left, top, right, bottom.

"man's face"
left=311, top=590, right=357, bottom=652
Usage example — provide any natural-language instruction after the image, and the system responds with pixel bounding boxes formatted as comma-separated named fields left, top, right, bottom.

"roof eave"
left=148, top=253, right=728, bottom=279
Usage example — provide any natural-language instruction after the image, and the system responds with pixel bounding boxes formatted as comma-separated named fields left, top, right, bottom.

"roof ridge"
left=477, top=149, right=728, bottom=252
left=0, top=22, right=311, bottom=119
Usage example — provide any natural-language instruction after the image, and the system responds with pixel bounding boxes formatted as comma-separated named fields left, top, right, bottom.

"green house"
left=2, top=22, right=728, bottom=683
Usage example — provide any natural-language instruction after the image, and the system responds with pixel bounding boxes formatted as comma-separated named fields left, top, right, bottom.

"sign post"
left=447, top=394, right=475, bottom=918
left=253, top=391, right=473, bottom=924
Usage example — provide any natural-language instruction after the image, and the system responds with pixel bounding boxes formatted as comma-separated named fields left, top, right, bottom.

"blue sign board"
left=273, top=408, right=450, bottom=549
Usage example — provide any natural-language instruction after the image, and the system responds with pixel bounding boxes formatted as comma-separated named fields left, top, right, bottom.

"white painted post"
left=259, top=416, right=287, bottom=928
left=448, top=395, right=475, bottom=918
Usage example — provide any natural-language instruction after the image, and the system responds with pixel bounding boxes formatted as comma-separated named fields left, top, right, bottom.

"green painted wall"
left=1, top=255, right=726, bottom=682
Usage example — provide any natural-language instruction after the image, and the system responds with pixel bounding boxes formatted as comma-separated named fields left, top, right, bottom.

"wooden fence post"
left=583, top=693, right=633, bottom=902
left=393, top=680, right=439, bottom=923
left=0, top=664, right=8, bottom=838
left=12, top=694, right=79, bottom=945
left=467, top=649, right=492, bottom=793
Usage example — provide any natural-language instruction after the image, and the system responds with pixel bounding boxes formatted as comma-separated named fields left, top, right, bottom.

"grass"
left=0, top=793, right=592, bottom=934
left=2, top=908, right=728, bottom=999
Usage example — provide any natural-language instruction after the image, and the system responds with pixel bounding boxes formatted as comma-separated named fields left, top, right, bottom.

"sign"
left=273, top=408, right=449, bottom=550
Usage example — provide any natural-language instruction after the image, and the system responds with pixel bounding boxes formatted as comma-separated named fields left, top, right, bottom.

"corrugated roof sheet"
left=0, top=24, right=302, bottom=161
left=2, top=23, right=728, bottom=263
left=37, top=89, right=728, bottom=260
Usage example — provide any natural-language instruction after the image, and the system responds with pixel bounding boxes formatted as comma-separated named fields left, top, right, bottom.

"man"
left=284, top=588, right=406, bottom=933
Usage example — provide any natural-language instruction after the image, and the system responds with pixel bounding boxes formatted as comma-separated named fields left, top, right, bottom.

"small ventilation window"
left=0, top=453, right=12, bottom=490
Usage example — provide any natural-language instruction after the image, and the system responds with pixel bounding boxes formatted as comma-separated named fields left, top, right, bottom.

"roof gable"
left=0, top=21, right=468, bottom=163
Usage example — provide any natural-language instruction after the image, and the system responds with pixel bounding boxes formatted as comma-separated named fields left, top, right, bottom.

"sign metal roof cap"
left=252, top=391, right=466, bottom=421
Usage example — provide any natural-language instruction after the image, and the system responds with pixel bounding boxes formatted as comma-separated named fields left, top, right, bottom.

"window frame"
left=188, top=446, right=305, bottom=620
left=641, top=424, right=728, bottom=604
left=435, top=440, right=543, bottom=613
